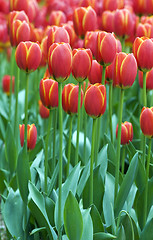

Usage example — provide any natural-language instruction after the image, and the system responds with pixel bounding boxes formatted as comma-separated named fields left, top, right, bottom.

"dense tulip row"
left=1, top=0, right=153, bottom=239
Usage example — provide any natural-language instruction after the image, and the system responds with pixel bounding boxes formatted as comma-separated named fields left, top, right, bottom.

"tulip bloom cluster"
left=116, top=121, right=133, bottom=145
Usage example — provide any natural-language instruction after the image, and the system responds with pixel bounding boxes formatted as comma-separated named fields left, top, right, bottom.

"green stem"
left=115, top=88, right=124, bottom=202
left=143, top=138, right=151, bottom=227
left=89, top=118, right=97, bottom=205
left=142, top=71, right=147, bottom=166
left=66, top=115, right=73, bottom=177
left=109, top=81, right=113, bottom=143
left=58, top=82, right=63, bottom=239
left=83, top=108, right=87, bottom=165
left=121, top=145, right=126, bottom=175
left=121, top=37, right=125, bottom=53
left=95, top=117, right=101, bottom=167
left=23, top=201, right=27, bottom=240
left=44, top=110, right=52, bottom=193
left=75, top=82, right=81, bottom=165
left=9, top=47, right=15, bottom=122
left=102, top=66, right=106, bottom=85
left=14, top=67, right=20, bottom=150
left=52, top=108, right=57, bottom=173
left=35, top=69, right=40, bottom=124
left=24, top=73, right=29, bottom=151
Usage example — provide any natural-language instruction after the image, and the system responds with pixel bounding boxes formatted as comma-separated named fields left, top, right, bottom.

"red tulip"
left=136, top=23, right=153, bottom=38
left=133, top=0, right=146, bottom=15
left=19, top=124, right=37, bottom=150
left=103, top=0, right=124, bottom=11
left=62, top=83, right=84, bottom=114
left=2, top=75, right=15, bottom=95
left=72, top=48, right=92, bottom=82
left=101, top=10, right=115, bottom=33
left=97, top=31, right=117, bottom=66
left=10, top=20, right=30, bottom=47
left=39, top=78, right=58, bottom=109
left=140, top=107, right=153, bottom=138
left=84, top=31, right=99, bottom=59
left=15, top=41, right=42, bottom=73
left=39, top=36, right=48, bottom=67
left=138, top=69, right=153, bottom=90
left=38, top=100, right=50, bottom=118
left=48, top=42, right=72, bottom=83
left=0, top=22, right=10, bottom=49
left=8, top=10, right=29, bottom=33
left=49, top=10, right=67, bottom=26
left=62, top=21, right=77, bottom=48
left=9, top=0, right=29, bottom=14
left=133, top=37, right=153, bottom=72
left=116, top=121, right=133, bottom=145
left=47, top=26, right=70, bottom=51
left=84, top=83, right=106, bottom=118
left=88, top=60, right=102, bottom=84
left=73, top=6, right=97, bottom=39
left=113, top=52, right=137, bottom=89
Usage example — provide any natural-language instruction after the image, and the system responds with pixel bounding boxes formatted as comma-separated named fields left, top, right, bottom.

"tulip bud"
left=19, top=124, right=37, bottom=150
left=39, top=78, right=58, bottom=109
left=15, top=41, right=42, bottom=73
left=8, top=10, right=29, bottom=33
left=72, top=48, right=92, bottom=82
left=62, top=83, right=84, bottom=114
left=38, top=100, right=50, bottom=118
left=73, top=6, right=97, bottom=39
left=84, top=83, right=106, bottom=118
left=84, top=31, right=98, bottom=59
left=113, top=52, right=137, bottom=89
left=136, top=23, right=153, bottom=38
left=9, top=0, right=29, bottom=14
left=138, top=69, right=153, bottom=90
left=48, top=42, right=72, bottom=83
left=2, top=75, right=15, bottom=95
left=140, top=107, right=153, bottom=138
left=62, top=21, right=77, bottom=48
left=101, top=10, right=115, bottom=33
left=49, top=10, right=67, bottom=26
left=97, top=31, right=117, bottom=66
left=133, top=37, right=153, bottom=72
left=116, top=121, right=133, bottom=145
left=47, top=26, right=70, bottom=51
left=10, top=20, right=30, bottom=47
left=103, top=0, right=124, bottom=11
left=88, top=60, right=102, bottom=84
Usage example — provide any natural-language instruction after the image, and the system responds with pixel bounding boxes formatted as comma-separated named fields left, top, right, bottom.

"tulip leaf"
left=0, top=169, right=9, bottom=194
left=64, top=191, right=83, bottom=240
left=135, top=157, right=146, bottom=193
left=30, top=227, right=46, bottom=235
left=140, top=218, right=153, bottom=240
left=114, top=152, right=138, bottom=217
left=117, top=225, right=126, bottom=240
left=104, top=134, right=116, bottom=165
left=45, top=196, right=55, bottom=227
left=77, top=161, right=90, bottom=197
left=81, top=209, right=93, bottom=240
left=28, top=181, right=57, bottom=240
left=93, top=232, right=117, bottom=240
left=54, top=162, right=81, bottom=230
left=90, top=204, right=104, bottom=233
left=97, top=144, right=108, bottom=180
left=5, top=122, right=17, bottom=174
left=17, top=145, right=31, bottom=203
left=3, top=189, right=24, bottom=239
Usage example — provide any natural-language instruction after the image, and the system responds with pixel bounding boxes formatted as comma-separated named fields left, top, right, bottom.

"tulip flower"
left=19, top=124, right=37, bottom=150
left=10, top=20, right=30, bottom=47
left=8, top=10, right=29, bottom=33
left=113, top=52, right=137, bottom=89
left=138, top=69, right=153, bottom=90
left=72, top=48, right=92, bottom=82
left=140, top=106, right=153, bottom=227
left=62, top=21, right=77, bottom=48
left=15, top=41, right=42, bottom=73
left=116, top=121, right=133, bottom=145
left=133, top=37, right=153, bottom=72
left=101, top=10, right=115, bottom=33
left=136, top=23, right=153, bottom=38
left=38, top=100, right=50, bottom=119
left=0, top=22, right=10, bottom=50
left=103, top=0, right=124, bottom=11
left=39, top=78, right=58, bottom=109
left=47, top=26, right=70, bottom=51
left=9, top=0, right=29, bottom=14
left=84, top=31, right=99, bottom=59
left=84, top=83, right=106, bottom=118
left=88, top=60, right=102, bottom=84
left=62, top=83, right=84, bottom=114
left=133, top=0, right=146, bottom=15
left=2, top=75, right=15, bottom=95
left=48, top=42, right=72, bottom=83
left=73, top=6, right=97, bottom=39
left=49, top=10, right=67, bottom=26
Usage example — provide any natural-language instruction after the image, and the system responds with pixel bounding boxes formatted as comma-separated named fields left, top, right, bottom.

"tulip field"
left=1, top=0, right=153, bottom=239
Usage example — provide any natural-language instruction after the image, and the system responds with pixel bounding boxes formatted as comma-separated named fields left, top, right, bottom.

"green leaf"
left=90, top=204, right=104, bottom=234
left=55, top=162, right=81, bottom=229
left=17, top=145, right=31, bottom=203
left=115, top=152, right=138, bottom=217
left=117, top=225, right=126, bottom=240
left=29, top=137, right=43, bottom=162
left=5, top=122, right=17, bottom=174
left=104, top=134, right=116, bottom=165
left=3, top=189, right=24, bottom=239
left=28, top=181, right=57, bottom=240
left=140, top=218, right=153, bottom=240
left=45, top=196, right=55, bottom=227
left=83, top=165, right=104, bottom=212
left=97, top=144, right=108, bottom=180
left=135, top=157, right=146, bottom=193
left=93, top=232, right=116, bottom=240
left=47, top=162, right=59, bottom=196
left=81, top=209, right=93, bottom=240
left=77, top=161, right=90, bottom=197
left=30, top=227, right=46, bottom=235
left=64, top=191, right=83, bottom=240
left=0, top=169, right=9, bottom=194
